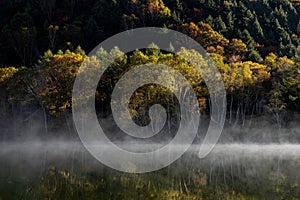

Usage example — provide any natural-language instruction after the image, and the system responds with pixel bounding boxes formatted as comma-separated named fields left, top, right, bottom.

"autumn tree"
left=264, top=53, right=297, bottom=126
left=226, top=61, right=270, bottom=126
left=177, top=21, right=229, bottom=54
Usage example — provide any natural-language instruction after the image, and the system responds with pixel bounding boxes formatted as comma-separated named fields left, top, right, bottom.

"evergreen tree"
left=225, top=11, right=234, bottom=31
left=241, top=29, right=255, bottom=50
left=213, top=15, right=227, bottom=33
left=252, top=17, right=264, bottom=40
left=171, top=0, right=185, bottom=24
left=297, top=20, right=300, bottom=35
left=206, top=15, right=214, bottom=26
left=275, top=18, right=291, bottom=45
left=248, top=49, right=262, bottom=62
left=295, top=46, right=300, bottom=63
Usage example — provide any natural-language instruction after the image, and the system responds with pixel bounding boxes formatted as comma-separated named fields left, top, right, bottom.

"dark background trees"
left=0, top=0, right=299, bottom=67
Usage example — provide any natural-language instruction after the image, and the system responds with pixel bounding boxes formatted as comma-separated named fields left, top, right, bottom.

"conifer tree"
left=252, top=17, right=264, bottom=40
left=241, top=29, right=255, bottom=50
left=213, top=15, right=227, bottom=33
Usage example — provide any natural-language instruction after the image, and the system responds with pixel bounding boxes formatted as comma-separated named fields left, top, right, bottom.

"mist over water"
left=1, top=140, right=300, bottom=177
left=1, top=113, right=300, bottom=199
left=1, top=115, right=300, bottom=173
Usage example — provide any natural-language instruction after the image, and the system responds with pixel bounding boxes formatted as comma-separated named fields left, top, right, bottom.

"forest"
left=0, top=0, right=300, bottom=199
left=0, top=0, right=299, bottom=134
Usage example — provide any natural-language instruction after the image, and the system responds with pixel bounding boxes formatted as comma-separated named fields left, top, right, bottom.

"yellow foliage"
left=228, top=38, right=248, bottom=55
left=147, top=0, right=171, bottom=17
left=277, top=56, right=295, bottom=71
left=179, top=21, right=229, bottom=52
left=36, top=51, right=84, bottom=115
left=227, top=61, right=270, bottom=91
left=265, top=53, right=294, bottom=72
left=265, top=53, right=277, bottom=64
left=130, top=50, right=150, bottom=64
left=0, top=67, right=19, bottom=83
left=243, top=61, right=270, bottom=82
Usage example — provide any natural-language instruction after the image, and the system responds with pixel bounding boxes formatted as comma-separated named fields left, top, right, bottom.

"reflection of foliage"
left=2, top=166, right=300, bottom=200
left=23, top=167, right=258, bottom=200
left=269, top=172, right=299, bottom=199
left=27, top=167, right=101, bottom=200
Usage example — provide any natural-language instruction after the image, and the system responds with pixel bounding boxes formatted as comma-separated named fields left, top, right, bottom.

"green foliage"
left=213, top=15, right=227, bottom=33
left=248, top=49, right=263, bottom=62
left=240, top=30, right=255, bottom=50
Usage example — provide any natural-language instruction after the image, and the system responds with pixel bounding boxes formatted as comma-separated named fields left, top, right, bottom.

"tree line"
left=0, top=44, right=299, bottom=134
